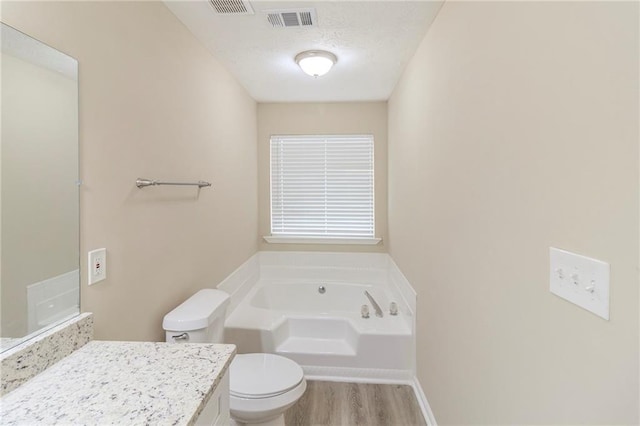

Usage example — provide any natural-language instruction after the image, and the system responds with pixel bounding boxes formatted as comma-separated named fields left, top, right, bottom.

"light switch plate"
left=88, top=248, right=107, bottom=285
left=549, top=247, right=609, bottom=320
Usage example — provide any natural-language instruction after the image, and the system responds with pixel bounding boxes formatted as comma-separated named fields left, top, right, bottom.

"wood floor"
left=284, top=381, right=427, bottom=426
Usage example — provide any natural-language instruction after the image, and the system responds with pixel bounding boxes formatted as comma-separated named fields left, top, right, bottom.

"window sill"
left=263, top=236, right=382, bottom=245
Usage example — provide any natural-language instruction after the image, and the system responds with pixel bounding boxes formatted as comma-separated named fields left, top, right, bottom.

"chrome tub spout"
left=364, top=291, right=383, bottom=317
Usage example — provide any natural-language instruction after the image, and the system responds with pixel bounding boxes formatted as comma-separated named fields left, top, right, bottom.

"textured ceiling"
left=164, top=1, right=444, bottom=102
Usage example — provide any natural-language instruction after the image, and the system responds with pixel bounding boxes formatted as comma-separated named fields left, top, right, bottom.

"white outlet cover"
left=88, top=248, right=107, bottom=286
left=549, top=247, right=609, bottom=320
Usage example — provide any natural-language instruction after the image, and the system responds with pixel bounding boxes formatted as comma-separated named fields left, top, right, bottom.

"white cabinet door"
left=195, top=371, right=230, bottom=426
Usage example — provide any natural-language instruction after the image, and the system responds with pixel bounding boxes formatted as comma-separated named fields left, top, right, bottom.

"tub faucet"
left=361, top=304, right=370, bottom=319
left=364, top=291, right=383, bottom=317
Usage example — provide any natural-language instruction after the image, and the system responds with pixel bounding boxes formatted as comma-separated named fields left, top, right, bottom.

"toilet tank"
left=162, top=289, right=230, bottom=344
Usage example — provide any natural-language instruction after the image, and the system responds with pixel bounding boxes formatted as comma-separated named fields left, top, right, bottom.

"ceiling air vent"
left=209, top=0, right=254, bottom=15
left=265, top=8, right=317, bottom=28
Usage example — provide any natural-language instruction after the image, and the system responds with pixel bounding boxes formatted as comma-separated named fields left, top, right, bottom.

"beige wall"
left=1, top=1, right=258, bottom=342
left=388, top=1, right=639, bottom=424
left=1, top=53, right=78, bottom=337
left=257, top=102, right=387, bottom=252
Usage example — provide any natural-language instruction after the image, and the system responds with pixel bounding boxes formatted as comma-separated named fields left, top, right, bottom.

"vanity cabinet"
left=196, top=370, right=230, bottom=426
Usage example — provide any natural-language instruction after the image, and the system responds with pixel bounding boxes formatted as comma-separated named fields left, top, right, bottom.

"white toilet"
left=163, top=289, right=306, bottom=426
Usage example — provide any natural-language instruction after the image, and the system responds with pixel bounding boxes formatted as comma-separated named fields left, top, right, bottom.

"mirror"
left=0, top=23, right=79, bottom=352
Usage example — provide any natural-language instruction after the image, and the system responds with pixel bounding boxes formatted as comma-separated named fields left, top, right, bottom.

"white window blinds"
left=270, top=135, right=375, bottom=240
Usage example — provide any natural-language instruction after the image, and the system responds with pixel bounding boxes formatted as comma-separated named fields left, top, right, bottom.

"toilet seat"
left=230, top=353, right=304, bottom=399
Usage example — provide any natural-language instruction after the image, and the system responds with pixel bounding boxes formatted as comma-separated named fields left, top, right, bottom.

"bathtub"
left=224, top=271, right=414, bottom=382
left=251, top=281, right=377, bottom=312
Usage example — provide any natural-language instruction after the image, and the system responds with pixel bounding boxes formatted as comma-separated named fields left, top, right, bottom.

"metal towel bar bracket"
left=136, top=178, right=212, bottom=189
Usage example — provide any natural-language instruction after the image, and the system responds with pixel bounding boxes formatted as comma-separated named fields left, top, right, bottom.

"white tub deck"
left=219, top=252, right=416, bottom=382
left=222, top=253, right=416, bottom=383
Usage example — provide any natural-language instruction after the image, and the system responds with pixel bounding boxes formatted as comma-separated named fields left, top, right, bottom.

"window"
left=267, top=135, right=378, bottom=244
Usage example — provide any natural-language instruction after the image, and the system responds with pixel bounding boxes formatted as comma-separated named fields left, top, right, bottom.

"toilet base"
left=229, top=375, right=306, bottom=426
left=230, top=413, right=285, bottom=426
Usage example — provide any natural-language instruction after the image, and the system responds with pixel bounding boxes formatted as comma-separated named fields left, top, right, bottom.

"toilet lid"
left=230, top=353, right=304, bottom=399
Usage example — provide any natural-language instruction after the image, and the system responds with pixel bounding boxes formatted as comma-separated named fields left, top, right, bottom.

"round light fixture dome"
left=295, top=50, right=337, bottom=78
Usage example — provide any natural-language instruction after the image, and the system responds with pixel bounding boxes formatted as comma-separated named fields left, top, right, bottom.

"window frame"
left=265, top=134, right=381, bottom=245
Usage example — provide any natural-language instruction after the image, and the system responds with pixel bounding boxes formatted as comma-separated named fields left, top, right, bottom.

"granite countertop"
left=0, top=340, right=236, bottom=425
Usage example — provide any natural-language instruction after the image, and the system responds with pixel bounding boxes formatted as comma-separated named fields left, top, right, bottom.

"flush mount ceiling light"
left=295, top=50, right=337, bottom=78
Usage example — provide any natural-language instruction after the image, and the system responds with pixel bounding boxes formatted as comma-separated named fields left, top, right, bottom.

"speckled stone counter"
left=0, top=341, right=236, bottom=425
left=1, top=313, right=93, bottom=396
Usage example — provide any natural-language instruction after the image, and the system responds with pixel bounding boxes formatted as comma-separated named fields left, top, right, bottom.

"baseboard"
left=411, top=376, right=437, bottom=426
left=302, top=365, right=414, bottom=385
